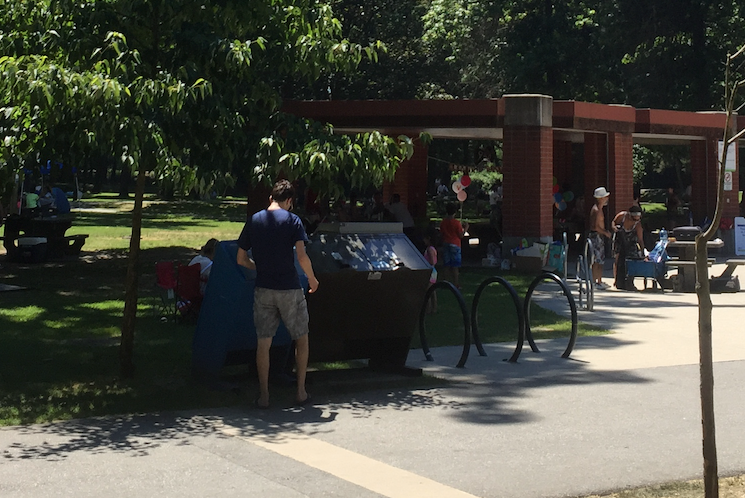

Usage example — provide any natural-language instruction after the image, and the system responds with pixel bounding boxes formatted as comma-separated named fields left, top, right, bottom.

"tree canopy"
left=0, top=0, right=418, bottom=377
left=324, top=0, right=745, bottom=111
left=0, top=0, right=415, bottom=198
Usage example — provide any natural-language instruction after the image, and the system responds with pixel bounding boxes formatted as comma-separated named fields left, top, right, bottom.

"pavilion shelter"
left=282, top=95, right=741, bottom=252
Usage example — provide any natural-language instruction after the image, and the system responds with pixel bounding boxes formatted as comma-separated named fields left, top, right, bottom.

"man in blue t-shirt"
left=237, top=180, right=319, bottom=409
left=51, top=186, right=71, bottom=214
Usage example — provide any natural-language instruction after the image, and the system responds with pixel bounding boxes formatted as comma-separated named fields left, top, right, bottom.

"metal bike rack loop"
left=471, top=276, right=525, bottom=363
left=577, top=238, right=595, bottom=311
left=419, top=281, right=471, bottom=368
left=523, top=271, right=579, bottom=359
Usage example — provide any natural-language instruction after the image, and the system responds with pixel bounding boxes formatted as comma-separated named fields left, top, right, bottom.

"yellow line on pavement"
left=221, top=425, right=480, bottom=498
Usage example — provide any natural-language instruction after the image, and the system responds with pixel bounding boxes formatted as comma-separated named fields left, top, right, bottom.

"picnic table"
left=665, top=238, right=723, bottom=292
left=2, top=214, right=88, bottom=262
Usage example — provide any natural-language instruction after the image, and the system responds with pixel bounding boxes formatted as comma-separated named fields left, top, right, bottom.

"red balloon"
left=552, top=184, right=560, bottom=194
left=460, top=174, right=471, bottom=187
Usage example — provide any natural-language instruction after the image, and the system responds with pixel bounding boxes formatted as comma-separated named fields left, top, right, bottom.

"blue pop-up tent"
left=191, top=240, right=305, bottom=382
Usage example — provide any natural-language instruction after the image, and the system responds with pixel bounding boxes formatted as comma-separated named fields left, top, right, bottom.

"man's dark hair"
left=629, top=205, right=642, bottom=215
left=391, top=193, right=401, bottom=203
left=271, top=180, right=295, bottom=203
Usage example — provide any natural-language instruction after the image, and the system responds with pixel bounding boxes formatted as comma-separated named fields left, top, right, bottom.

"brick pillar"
left=584, top=132, right=607, bottom=219
left=607, top=132, right=634, bottom=216
left=383, top=140, right=429, bottom=220
left=690, top=139, right=718, bottom=221
left=553, top=140, right=572, bottom=187
left=502, top=94, right=554, bottom=248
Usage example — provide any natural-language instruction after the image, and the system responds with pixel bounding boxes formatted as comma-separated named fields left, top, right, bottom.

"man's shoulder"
left=250, top=209, right=268, bottom=222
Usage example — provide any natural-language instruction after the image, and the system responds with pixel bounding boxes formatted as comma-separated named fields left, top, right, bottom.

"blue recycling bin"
left=191, top=240, right=306, bottom=381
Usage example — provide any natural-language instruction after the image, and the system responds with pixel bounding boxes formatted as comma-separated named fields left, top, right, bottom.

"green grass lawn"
left=0, top=195, right=606, bottom=426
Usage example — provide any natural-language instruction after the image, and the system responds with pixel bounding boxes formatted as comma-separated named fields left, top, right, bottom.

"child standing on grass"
left=439, top=203, right=468, bottom=289
left=423, top=232, right=438, bottom=313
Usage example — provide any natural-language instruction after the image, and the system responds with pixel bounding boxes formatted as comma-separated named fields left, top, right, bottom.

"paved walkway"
left=1, top=263, right=744, bottom=498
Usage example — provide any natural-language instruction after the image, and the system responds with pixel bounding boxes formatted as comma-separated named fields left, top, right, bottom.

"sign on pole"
left=718, top=140, right=737, bottom=172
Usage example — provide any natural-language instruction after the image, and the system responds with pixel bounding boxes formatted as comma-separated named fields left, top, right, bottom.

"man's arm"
left=295, top=241, right=319, bottom=293
left=236, top=247, right=256, bottom=270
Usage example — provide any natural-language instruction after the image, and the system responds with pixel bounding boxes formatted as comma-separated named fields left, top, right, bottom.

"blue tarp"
left=191, top=240, right=306, bottom=380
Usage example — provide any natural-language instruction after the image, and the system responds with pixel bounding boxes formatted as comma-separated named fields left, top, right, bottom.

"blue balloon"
left=553, top=192, right=563, bottom=203
left=558, top=200, right=567, bottom=211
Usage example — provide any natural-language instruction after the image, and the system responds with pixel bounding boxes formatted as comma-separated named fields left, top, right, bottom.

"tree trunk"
left=692, top=42, right=745, bottom=498
left=695, top=238, right=718, bottom=497
left=94, top=154, right=109, bottom=193
left=119, top=165, right=146, bottom=379
left=118, top=166, right=132, bottom=198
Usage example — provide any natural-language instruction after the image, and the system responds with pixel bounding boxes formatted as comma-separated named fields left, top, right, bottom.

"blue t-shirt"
left=52, top=187, right=70, bottom=214
left=237, top=208, right=308, bottom=290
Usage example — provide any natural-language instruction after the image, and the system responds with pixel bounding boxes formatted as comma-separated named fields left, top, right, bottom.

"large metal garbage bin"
left=192, top=223, right=431, bottom=382
left=305, top=222, right=431, bottom=371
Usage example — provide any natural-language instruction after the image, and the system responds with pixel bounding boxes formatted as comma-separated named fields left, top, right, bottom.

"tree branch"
left=727, top=127, right=745, bottom=145
left=729, top=44, right=745, bottom=60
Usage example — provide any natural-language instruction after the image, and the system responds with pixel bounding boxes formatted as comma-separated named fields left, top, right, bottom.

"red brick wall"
left=383, top=141, right=429, bottom=219
left=584, top=133, right=607, bottom=218
left=553, top=140, right=572, bottom=187
left=503, top=126, right=554, bottom=237
left=691, top=138, right=740, bottom=221
left=691, top=139, right=717, bottom=221
left=608, top=132, right=634, bottom=216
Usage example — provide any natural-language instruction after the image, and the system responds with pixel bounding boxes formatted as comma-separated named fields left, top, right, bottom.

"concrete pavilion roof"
left=282, top=98, right=739, bottom=146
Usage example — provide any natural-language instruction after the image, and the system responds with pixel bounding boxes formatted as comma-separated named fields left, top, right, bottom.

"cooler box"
left=626, top=259, right=668, bottom=289
left=17, top=237, right=48, bottom=263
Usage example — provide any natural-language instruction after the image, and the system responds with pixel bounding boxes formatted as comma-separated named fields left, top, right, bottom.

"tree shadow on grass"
left=0, top=248, right=653, bottom=439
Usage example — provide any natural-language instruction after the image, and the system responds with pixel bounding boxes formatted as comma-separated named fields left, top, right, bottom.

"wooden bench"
left=44, top=234, right=89, bottom=258
left=716, top=259, right=745, bottom=280
left=664, top=259, right=714, bottom=292
left=665, top=258, right=714, bottom=268
left=63, top=234, right=89, bottom=256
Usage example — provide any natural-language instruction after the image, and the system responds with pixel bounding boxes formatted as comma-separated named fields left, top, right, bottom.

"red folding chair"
left=176, top=263, right=202, bottom=323
left=155, top=261, right=177, bottom=320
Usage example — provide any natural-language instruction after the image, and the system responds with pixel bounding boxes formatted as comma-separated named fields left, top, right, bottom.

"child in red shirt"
left=439, top=203, right=468, bottom=288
